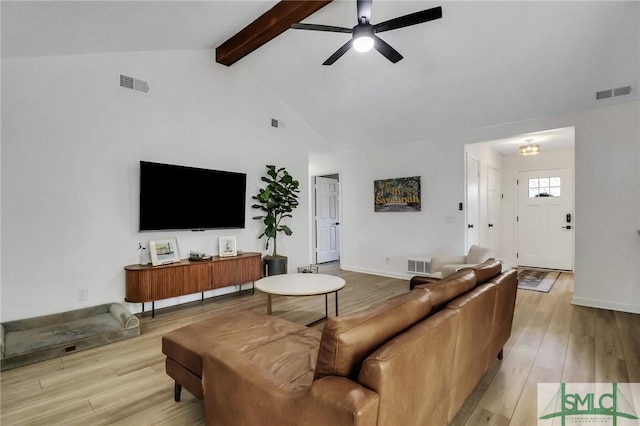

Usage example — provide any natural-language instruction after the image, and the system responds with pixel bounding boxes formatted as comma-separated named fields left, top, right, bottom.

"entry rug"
left=517, top=269, right=560, bottom=293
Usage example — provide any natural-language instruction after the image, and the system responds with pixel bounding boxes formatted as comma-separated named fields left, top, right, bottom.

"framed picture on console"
left=219, top=236, right=237, bottom=257
left=149, top=238, right=181, bottom=266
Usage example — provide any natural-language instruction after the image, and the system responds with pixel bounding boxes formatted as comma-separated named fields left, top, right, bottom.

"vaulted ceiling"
left=2, top=1, right=638, bottom=153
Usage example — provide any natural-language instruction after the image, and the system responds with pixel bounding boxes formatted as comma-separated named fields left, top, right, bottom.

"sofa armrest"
left=108, top=303, right=139, bottom=330
left=430, top=255, right=467, bottom=274
left=308, top=376, right=380, bottom=424
left=202, top=345, right=379, bottom=426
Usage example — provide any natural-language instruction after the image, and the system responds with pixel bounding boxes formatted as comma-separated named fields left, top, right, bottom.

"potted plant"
left=252, top=165, right=300, bottom=275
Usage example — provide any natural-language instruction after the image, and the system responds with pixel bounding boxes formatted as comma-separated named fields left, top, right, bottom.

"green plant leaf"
left=252, top=164, right=299, bottom=255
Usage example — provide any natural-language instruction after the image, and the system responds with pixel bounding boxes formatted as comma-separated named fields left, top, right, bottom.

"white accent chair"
left=430, top=245, right=497, bottom=278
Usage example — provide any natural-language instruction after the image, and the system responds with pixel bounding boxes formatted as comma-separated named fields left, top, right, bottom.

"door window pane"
left=529, top=177, right=561, bottom=198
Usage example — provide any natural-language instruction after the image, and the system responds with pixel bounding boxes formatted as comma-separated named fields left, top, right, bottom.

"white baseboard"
left=340, top=265, right=411, bottom=281
left=571, top=296, right=640, bottom=314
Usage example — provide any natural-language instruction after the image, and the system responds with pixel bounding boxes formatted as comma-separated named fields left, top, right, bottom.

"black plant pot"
left=263, top=255, right=288, bottom=276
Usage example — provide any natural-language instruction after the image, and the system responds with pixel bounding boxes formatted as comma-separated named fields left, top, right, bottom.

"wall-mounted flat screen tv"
left=139, top=161, right=246, bottom=231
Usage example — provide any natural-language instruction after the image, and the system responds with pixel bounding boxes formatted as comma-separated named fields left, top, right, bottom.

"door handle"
left=467, top=224, right=474, bottom=229
left=488, top=223, right=494, bottom=228
left=562, top=225, right=572, bottom=230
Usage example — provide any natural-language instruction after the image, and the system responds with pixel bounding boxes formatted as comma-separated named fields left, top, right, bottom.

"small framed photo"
left=219, top=236, right=237, bottom=257
left=149, top=238, right=181, bottom=266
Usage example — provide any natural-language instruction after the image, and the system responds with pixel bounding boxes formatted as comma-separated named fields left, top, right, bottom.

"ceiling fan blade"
left=291, top=23, right=352, bottom=34
left=357, top=0, right=372, bottom=23
left=374, top=6, right=442, bottom=33
left=323, top=40, right=353, bottom=65
left=373, top=35, right=403, bottom=63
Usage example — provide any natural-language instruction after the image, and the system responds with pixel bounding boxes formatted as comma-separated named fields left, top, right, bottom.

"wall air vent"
left=407, top=257, right=431, bottom=275
left=270, top=118, right=285, bottom=129
left=596, top=85, right=632, bottom=100
left=595, top=89, right=612, bottom=100
left=120, top=74, right=149, bottom=94
left=613, top=86, right=632, bottom=97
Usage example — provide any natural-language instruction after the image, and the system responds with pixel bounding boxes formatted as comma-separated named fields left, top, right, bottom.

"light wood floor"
left=1, top=265, right=639, bottom=425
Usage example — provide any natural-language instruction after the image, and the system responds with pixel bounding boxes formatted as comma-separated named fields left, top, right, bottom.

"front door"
left=517, top=168, right=574, bottom=270
left=315, top=176, right=340, bottom=264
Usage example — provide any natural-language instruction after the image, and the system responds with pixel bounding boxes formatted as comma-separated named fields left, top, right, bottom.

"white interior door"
left=487, top=165, right=501, bottom=252
left=517, top=168, right=574, bottom=270
left=315, top=176, right=340, bottom=264
left=466, top=155, right=480, bottom=251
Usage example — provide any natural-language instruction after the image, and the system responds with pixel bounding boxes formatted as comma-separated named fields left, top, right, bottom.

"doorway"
left=487, top=165, right=501, bottom=251
left=314, top=175, right=340, bottom=264
left=465, top=154, right=480, bottom=251
left=464, top=125, right=575, bottom=270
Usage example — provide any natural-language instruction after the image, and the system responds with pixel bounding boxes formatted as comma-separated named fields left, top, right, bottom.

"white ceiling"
left=2, top=1, right=638, bottom=154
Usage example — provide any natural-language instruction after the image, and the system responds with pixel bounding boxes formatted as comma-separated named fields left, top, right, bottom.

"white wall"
left=1, top=50, right=319, bottom=321
left=500, top=148, right=575, bottom=266
left=572, top=103, right=640, bottom=313
left=3, top=53, right=638, bottom=321
left=312, top=100, right=640, bottom=313
left=312, top=139, right=466, bottom=279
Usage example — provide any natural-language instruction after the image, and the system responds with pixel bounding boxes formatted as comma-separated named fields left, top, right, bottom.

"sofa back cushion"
left=314, top=289, right=432, bottom=380
left=358, top=308, right=459, bottom=426
left=487, top=268, right=518, bottom=359
left=445, top=283, right=498, bottom=421
left=472, top=258, right=502, bottom=284
left=415, top=270, right=477, bottom=311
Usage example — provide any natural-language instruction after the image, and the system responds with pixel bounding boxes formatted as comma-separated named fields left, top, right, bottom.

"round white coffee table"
left=255, top=274, right=346, bottom=319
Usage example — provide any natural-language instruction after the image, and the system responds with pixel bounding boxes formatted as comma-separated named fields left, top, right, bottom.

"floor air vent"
left=120, top=74, right=149, bottom=94
left=407, top=258, right=431, bottom=275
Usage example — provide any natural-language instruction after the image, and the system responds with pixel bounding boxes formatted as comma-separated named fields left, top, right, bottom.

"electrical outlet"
left=78, top=289, right=88, bottom=301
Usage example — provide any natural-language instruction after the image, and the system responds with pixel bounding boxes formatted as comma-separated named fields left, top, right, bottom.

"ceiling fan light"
left=353, top=35, right=374, bottom=52
left=352, top=24, right=374, bottom=53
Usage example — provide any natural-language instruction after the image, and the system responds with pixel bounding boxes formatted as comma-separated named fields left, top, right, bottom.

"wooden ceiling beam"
left=216, top=0, right=333, bottom=66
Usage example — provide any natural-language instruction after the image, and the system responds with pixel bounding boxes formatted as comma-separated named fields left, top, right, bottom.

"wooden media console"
left=125, top=252, right=262, bottom=317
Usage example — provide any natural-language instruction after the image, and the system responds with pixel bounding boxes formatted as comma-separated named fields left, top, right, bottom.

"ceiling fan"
left=291, top=0, right=442, bottom=65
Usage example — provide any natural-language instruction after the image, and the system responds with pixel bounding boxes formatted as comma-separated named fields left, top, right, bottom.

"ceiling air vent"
left=120, top=74, right=149, bottom=94
left=596, top=85, right=632, bottom=100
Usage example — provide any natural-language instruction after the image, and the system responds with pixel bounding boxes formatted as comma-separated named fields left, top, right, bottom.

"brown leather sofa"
left=161, top=259, right=517, bottom=425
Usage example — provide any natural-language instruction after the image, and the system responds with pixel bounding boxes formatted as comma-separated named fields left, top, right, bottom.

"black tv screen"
left=139, top=161, right=246, bottom=231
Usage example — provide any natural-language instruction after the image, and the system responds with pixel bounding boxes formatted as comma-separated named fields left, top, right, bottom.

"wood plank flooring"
left=1, top=265, right=638, bottom=425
